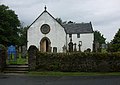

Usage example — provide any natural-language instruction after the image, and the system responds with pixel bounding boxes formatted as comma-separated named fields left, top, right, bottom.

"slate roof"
left=63, top=22, right=93, bottom=34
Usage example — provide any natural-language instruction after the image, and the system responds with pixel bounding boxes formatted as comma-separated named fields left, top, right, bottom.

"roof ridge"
left=64, top=22, right=91, bottom=25
left=63, top=22, right=93, bottom=34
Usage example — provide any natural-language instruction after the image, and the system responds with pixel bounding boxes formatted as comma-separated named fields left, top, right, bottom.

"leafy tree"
left=0, top=4, right=20, bottom=46
left=56, top=18, right=62, bottom=25
left=18, top=26, right=28, bottom=46
left=109, top=29, right=120, bottom=52
left=56, top=18, right=67, bottom=25
left=56, top=18, right=76, bottom=25
left=94, top=30, right=106, bottom=44
left=68, top=21, right=74, bottom=23
left=93, top=31, right=106, bottom=52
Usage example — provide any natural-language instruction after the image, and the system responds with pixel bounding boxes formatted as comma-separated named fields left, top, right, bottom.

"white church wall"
left=27, top=12, right=66, bottom=52
left=67, top=33, right=94, bottom=52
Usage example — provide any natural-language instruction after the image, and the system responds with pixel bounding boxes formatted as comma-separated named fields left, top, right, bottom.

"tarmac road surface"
left=0, top=74, right=120, bottom=85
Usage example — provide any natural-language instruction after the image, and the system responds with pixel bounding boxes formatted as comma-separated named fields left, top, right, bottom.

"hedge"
left=36, top=52, right=120, bottom=72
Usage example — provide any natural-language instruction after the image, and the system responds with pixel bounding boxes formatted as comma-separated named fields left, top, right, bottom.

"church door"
left=40, top=37, right=51, bottom=52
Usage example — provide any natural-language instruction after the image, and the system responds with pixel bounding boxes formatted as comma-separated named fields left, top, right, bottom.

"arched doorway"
left=40, top=37, right=51, bottom=52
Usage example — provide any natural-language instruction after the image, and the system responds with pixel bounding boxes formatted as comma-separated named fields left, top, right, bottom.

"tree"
left=68, top=21, right=74, bottom=23
left=0, top=4, right=20, bottom=46
left=56, top=18, right=67, bottom=25
left=56, top=18, right=62, bottom=25
left=94, top=30, right=106, bottom=44
left=18, top=26, right=28, bottom=46
left=93, top=30, right=106, bottom=52
left=109, top=29, right=120, bottom=52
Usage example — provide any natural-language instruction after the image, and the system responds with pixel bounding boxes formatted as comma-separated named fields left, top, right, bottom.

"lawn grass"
left=28, top=71, right=120, bottom=76
left=6, top=53, right=28, bottom=64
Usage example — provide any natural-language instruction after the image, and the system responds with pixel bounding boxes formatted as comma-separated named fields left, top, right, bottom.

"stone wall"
left=28, top=45, right=38, bottom=70
left=0, top=44, right=6, bottom=72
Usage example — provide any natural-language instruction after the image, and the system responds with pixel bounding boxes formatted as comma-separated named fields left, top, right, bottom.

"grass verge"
left=28, top=72, right=120, bottom=76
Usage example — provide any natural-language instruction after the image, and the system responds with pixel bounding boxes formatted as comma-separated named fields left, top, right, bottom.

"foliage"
left=94, top=30, right=106, bottom=45
left=109, top=29, right=120, bottom=52
left=55, top=18, right=69, bottom=25
left=0, top=4, right=20, bottom=46
left=18, top=26, right=28, bottom=46
left=0, top=44, right=6, bottom=50
left=56, top=18, right=63, bottom=25
left=35, top=52, right=120, bottom=72
left=68, top=21, right=74, bottom=23
left=6, top=53, right=28, bottom=64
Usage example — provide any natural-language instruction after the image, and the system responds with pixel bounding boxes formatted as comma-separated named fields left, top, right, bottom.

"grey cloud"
left=1, top=0, right=120, bottom=41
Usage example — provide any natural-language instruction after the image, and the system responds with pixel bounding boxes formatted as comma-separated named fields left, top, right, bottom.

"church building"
left=27, top=7, right=94, bottom=52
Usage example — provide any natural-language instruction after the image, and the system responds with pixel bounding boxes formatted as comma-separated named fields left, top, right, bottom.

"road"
left=0, top=74, right=120, bottom=85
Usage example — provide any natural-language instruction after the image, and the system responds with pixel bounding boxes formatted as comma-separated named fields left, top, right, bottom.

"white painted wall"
left=67, top=33, right=94, bottom=52
left=27, top=11, right=94, bottom=52
left=27, top=11, right=66, bottom=52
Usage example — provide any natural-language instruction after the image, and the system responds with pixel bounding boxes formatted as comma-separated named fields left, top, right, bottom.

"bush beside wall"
left=36, top=52, right=120, bottom=72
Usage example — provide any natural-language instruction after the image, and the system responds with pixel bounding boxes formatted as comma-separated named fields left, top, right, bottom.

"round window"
left=40, top=24, right=50, bottom=34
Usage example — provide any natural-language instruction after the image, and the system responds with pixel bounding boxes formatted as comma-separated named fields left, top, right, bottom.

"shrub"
left=35, top=52, right=120, bottom=72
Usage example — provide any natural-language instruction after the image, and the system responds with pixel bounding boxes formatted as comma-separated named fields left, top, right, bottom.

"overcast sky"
left=1, top=0, right=120, bottom=42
